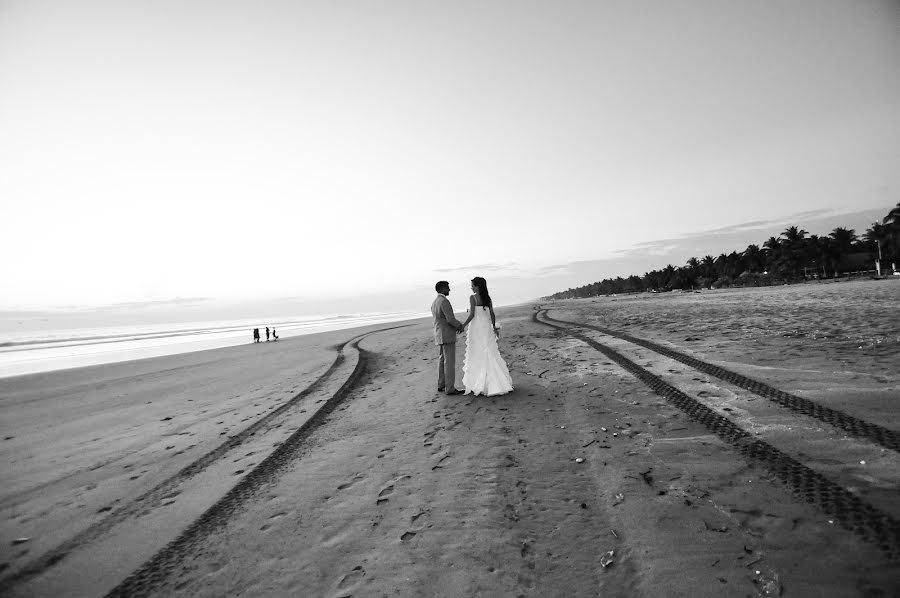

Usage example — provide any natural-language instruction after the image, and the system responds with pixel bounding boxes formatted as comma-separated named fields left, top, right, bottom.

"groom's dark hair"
left=435, top=281, right=449, bottom=292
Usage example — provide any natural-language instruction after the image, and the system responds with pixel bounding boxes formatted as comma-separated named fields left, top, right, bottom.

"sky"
left=1, top=0, right=899, bottom=320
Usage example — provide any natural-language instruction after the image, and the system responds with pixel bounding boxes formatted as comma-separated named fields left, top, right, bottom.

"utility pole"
left=875, top=240, right=882, bottom=277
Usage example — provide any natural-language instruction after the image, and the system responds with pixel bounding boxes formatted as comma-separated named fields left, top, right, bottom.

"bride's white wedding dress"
left=463, top=306, right=513, bottom=396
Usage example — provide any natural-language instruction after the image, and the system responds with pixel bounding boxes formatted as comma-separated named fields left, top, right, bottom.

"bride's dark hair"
left=471, top=277, right=492, bottom=310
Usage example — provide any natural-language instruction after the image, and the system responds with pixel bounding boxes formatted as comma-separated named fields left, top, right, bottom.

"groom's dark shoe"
left=437, top=386, right=445, bottom=393
left=445, top=388, right=463, bottom=396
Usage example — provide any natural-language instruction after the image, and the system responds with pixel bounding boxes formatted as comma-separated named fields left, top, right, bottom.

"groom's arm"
left=440, top=298, right=464, bottom=331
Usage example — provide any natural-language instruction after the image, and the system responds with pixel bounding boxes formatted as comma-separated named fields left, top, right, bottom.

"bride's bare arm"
left=489, top=305, right=498, bottom=334
left=461, top=295, right=476, bottom=328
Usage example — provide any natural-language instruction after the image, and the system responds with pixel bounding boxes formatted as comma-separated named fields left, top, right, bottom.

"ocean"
left=0, top=311, right=428, bottom=379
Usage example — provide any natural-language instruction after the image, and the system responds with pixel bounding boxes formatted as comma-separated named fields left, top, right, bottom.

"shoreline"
left=0, top=311, right=430, bottom=380
left=2, top=286, right=898, bottom=596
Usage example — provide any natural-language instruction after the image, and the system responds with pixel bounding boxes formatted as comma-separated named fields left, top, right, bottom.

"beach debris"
left=710, top=558, right=720, bottom=567
left=400, top=531, right=417, bottom=542
left=639, top=468, right=653, bottom=485
left=612, top=432, right=618, bottom=437
left=560, top=425, right=566, bottom=429
left=613, top=493, right=625, bottom=506
left=538, top=369, right=551, bottom=378
left=610, top=528, right=618, bottom=539
left=575, top=457, right=584, bottom=463
left=161, top=416, right=172, bottom=421
left=703, top=521, right=728, bottom=533
left=599, top=550, right=615, bottom=568
left=12, top=538, right=29, bottom=545
left=582, top=440, right=597, bottom=448
left=601, top=427, right=608, bottom=432
left=859, top=460, right=866, bottom=465
left=526, top=371, right=535, bottom=376
left=581, top=503, right=588, bottom=509
left=752, top=568, right=782, bottom=596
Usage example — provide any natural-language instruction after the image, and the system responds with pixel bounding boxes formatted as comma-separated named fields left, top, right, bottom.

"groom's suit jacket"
left=431, top=294, right=463, bottom=345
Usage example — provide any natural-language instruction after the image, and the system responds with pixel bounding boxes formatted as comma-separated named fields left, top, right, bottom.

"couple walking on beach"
left=431, top=277, right=513, bottom=397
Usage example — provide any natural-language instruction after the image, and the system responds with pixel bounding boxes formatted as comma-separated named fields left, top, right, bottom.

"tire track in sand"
left=542, top=310, right=900, bottom=452
left=535, top=309, right=900, bottom=559
left=0, top=325, right=410, bottom=595
left=101, top=330, right=390, bottom=598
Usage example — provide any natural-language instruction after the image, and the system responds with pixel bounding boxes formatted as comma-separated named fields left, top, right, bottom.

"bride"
left=461, top=277, right=514, bottom=396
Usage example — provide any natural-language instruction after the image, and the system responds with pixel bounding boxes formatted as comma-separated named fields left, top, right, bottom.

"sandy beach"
left=2, top=279, right=899, bottom=597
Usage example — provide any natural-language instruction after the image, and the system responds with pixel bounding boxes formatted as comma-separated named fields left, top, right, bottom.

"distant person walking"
left=272, top=327, right=279, bottom=341
left=266, top=327, right=270, bottom=342
left=253, top=328, right=260, bottom=343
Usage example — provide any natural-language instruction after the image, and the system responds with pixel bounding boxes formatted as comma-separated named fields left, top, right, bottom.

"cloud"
left=90, top=297, right=211, bottom=311
left=434, top=262, right=522, bottom=273
left=617, top=206, right=885, bottom=259
left=535, top=264, right=574, bottom=275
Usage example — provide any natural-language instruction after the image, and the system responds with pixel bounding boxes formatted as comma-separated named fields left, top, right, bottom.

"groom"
left=431, top=280, right=464, bottom=395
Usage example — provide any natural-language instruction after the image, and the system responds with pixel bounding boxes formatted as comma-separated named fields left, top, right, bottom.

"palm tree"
left=864, top=222, right=889, bottom=263
left=761, top=236, right=781, bottom=274
left=780, top=225, right=808, bottom=247
left=763, top=236, right=781, bottom=251
left=825, top=227, right=857, bottom=274
left=884, top=203, right=900, bottom=227
left=684, top=257, right=700, bottom=289
left=881, top=203, right=900, bottom=260
left=713, top=253, right=729, bottom=281
left=701, top=255, right=715, bottom=278
left=779, top=226, right=809, bottom=278
left=828, top=227, right=858, bottom=252
left=863, top=222, right=887, bottom=245
left=742, top=244, right=764, bottom=273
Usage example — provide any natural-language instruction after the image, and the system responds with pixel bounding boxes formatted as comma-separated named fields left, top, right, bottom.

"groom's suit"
left=431, top=293, right=463, bottom=392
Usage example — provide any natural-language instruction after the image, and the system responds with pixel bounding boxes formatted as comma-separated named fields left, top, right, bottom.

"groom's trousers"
left=438, top=342, right=456, bottom=391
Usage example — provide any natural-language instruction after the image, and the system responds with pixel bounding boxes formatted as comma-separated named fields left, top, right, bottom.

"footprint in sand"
left=400, top=531, right=417, bottom=541
left=376, top=475, right=410, bottom=504
left=431, top=453, right=451, bottom=471
left=260, top=511, right=289, bottom=531
left=337, top=474, right=364, bottom=491
left=336, top=566, right=365, bottom=591
left=376, top=485, right=394, bottom=504
left=423, top=427, right=440, bottom=447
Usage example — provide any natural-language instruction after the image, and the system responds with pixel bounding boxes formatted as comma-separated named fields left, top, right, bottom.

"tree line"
left=545, top=203, right=900, bottom=299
